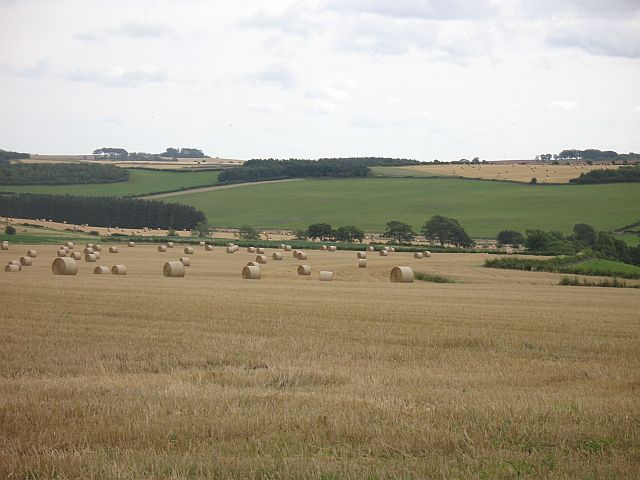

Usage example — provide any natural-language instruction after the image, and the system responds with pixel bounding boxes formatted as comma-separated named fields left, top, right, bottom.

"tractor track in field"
left=139, top=178, right=303, bottom=200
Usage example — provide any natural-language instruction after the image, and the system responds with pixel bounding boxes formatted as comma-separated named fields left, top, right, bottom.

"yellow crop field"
left=1, top=244, right=639, bottom=479
left=401, top=163, right=623, bottom=184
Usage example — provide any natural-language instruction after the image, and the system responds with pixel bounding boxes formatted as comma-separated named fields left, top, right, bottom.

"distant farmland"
left=171, top=177, right=640, bottom=236
left=0, top=169, right=219, bottom=196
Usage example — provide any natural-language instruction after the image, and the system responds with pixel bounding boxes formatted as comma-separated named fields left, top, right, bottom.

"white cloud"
left=247, top=102, right=286, bottom=114
left=67, top=66, right=168, bottom=87
left=548, top=101, right=579, bottom=110
left=547, top=19, right=640, bottom=59
left=0, top=58, right=50, bottom=79
left=245, top=65, right=296, bottom=89
left=76, top=21, right=176, bottom=41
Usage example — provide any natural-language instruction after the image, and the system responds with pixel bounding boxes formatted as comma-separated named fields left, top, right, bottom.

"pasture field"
left=395, top=163, right=624, bottom=184
left=171, top=178, right=640, bottom=236
left=0, top=169, right=219, bottom=196
left=1, top=244, right=639, bottom=479
left=25, top=155, right=244, bottom=170
left=566, top=259, right=640, bottom=278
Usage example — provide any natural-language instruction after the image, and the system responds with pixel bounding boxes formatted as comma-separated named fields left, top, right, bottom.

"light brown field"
left=23, top=155, right=245, bottom=170
left=401, top=163, right=623, bottom=184
left=1, top=244, right=639, bottom=479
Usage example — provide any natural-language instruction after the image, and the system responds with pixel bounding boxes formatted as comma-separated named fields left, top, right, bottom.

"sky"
left=0, top=0, right=639, bottom=161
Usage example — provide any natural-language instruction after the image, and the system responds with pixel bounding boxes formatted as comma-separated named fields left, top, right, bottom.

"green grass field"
left=371, top=166, right=440, bottom=178
left=618, top=233, right=640, bottom=246
left=0, top=169, right=219, bottom=196
left=566, top=259, right=640, bottom=278
left=172, top=177, right=640, bottom=237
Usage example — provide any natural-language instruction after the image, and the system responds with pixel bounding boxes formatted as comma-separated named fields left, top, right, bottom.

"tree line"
left=497, top=224, right=640, bottom=266
left=569, top=165, right=640, bottom=184
left=0, top=193, right=205, bottom=230
left=218, top=158, right=419, bottom=183
left=0, top=149, right=30, bottom=164
left=536, top=149, right=640, bottom=163
left=93, top=147, right=208, bottom=160
left=0, top=163, right=128, bottom=185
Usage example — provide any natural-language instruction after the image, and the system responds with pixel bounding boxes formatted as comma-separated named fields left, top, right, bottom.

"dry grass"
left=1, top=245, right=639, bottom=479
left=401, top=163, right=623, bottom=184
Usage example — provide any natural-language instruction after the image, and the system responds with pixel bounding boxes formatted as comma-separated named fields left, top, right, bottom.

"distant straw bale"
left=390, top=266, right=414, bottom=283
left=163, top=261, right=185, bottom=277
left=52, top=257, right=78, bottom=275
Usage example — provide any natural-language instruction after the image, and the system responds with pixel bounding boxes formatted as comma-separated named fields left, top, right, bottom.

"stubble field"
left=1, top=244, right=639, bottom=479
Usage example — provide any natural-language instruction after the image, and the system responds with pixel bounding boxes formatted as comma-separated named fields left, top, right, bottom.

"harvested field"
left=395, top=163, right=625, bottom=184
left=0, top=244, right=639, bottom=479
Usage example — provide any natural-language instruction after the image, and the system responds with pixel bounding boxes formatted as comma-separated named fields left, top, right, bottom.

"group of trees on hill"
left=93, top=147, right=208, bottom=160
left=569, top=165, right=640, bottom=184
left=218, top=158, right=420, bottom=183
left=0, top=163, right=128, bottom=185
left=299, top=216, right=475, bottom=248
left=0, top=193, right=205, bottom=230
left=382, top=216, right=475, bottom=247
left=0, top=149, right=30, bottom=164
left=536, top=149, right=640, bottom=164
left=496, top=224, right=640, bottom=266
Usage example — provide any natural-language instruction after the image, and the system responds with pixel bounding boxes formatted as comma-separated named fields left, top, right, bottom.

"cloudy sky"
left=1, top=0, right=639, bottom=161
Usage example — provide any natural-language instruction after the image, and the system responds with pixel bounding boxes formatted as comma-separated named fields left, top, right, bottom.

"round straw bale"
left=358, top=259, right=367, bottom=268
left=328, top=246, right=337, bottom=251
left=199, top=241, right=205, bottom=246
left=20, top=256, right=32, bottom=266
left=85, top=254, right=97, bottom=262
left=247, top=247, right=256, bottom=253
left=205, top=245, right=213, bottom=251
left=246, top=261, right=260, bottom=267
left=414, top=252, right=423, bottom=259
left=227, top=242, right=235, bottom=247
left=297, top=264, right=311, bottom=275
left=180, top=256, right=191, bottom=266
left=83, top=247, right=94, bottom=255
left=320, top=245, right=327, bottom=251
left=389, top=247, right=395, bottom=252
left=292, top=249, right=300, bottom=257
left=256, top=247, right=265, bottom=254
left=93, top=266, right=109, bottom=274
left=242, top=265, right=261, bottom=279
left=57, top=249, right=67, bottom=257
left=272, top=252, right=283, bottom=260
left=128, top=242, right=135, bottom=247
left=109, top=246, right=118, bottom=253
left=167, top=242, right=174, bottom=248
left=255, top=254, right=268, bottom=264
left=383, top=246, right=391, bottom=252
left=284, top=245, right=292, bottom=251
left=357, top=252, right=366, bottom=259
left=296, top=251, right=308, bottom=260
left=8, top=260, right=21, bottom=268
left=5, top=264, right=20, bottom=272
left=319, top=271, right=333, bottom=281
left=86, top=243, right=94, bottom=249
left=163, top=261, right=185, bottom=277
left=184, top=247, right=194, bottom=254
left=368, top=246, right=374, bottom=251
left=158, top=245, right=167, bottom=252
left=280, top=243, right=286, bottom=249
left=424, top=251, right=431, bottom=257
left=226, top=246, right=238, bottom=253
left=93, top=245, right=102, bottom=252
left=62, top=246, right=70, bottom=253
left=111, top=264, right=127, bottom=275
left=52, top=257, right=78, bottom=275
left=1, top=243, right=8, bottom=251
left=390, top=266, right=414, bottom=283
left=379, top=250, right=389, bottom=256
left=71, top=252, right=81, bottom=260
left=27, top=249, right=37, bottom=258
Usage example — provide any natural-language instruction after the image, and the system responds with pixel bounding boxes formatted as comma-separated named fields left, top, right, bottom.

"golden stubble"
left=1, top=244, right=639, bottom=479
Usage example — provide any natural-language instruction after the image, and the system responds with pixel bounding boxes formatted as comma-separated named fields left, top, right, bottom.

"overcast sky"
left=1, top=0, right=639, bottom=161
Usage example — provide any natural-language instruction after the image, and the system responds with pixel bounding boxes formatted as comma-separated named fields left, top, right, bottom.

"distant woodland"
left=0, top=193, right=205, bottom=230
left=218, top=157, right=420, bottom=183
left=0, top=163, right=129, bottom=185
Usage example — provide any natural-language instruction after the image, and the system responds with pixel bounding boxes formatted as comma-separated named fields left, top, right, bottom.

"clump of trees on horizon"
left=0, top=149, right=30, bottom=164
left=569, top=165, right=640, bottom=184
left=93, top=147, right=208, bottom=160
